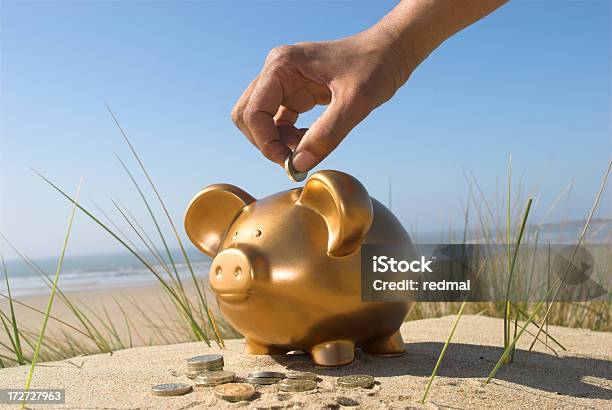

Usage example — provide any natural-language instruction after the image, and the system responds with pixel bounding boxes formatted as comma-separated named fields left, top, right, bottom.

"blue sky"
left=1, top=0, right=610, bottom=259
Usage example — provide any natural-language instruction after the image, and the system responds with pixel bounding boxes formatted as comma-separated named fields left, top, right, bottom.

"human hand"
left=231, top=28, right=416, bottom=172
left=231, top=0, right=508, bottom=172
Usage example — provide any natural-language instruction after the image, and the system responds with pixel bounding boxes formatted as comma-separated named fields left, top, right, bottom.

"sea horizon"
left=1, top=219, right=609, bottom=298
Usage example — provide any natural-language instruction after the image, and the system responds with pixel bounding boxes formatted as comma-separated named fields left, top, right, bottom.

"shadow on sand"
left=270, top=342, right=612, bottom=400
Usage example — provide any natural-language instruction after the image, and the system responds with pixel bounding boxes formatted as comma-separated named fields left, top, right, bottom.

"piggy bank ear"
left=299, top=170, right=373, bottom=257
left=184, top=184, right=255, bottom=257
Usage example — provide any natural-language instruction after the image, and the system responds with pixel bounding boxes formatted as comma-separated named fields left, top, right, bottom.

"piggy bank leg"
left=310, top=340, right=355, bottom=366
left=244, top=339, right=288, bottom=355
left=363, top=331, right=406, bottom=356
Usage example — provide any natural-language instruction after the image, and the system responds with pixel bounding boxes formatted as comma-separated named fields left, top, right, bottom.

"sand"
left=0, top=282, right=221, bottom=351
left=1, top=315, right=610, bottom=409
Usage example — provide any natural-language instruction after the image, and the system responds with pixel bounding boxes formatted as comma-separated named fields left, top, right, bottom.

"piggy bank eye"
left=252, top=229, right=262, bottom=238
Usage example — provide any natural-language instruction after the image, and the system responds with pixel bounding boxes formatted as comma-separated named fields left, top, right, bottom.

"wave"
left=1, top=260, right=212, bottom=298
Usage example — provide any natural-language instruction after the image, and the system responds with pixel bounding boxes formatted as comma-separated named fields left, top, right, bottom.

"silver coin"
left=188, top=362, right=224, bottom=370
left=187, top=368, right=224, bottom=379
left=284, top=151, right=307, bottom=183
left=186, top=354, right=224, bottom=371
left=245, top=376, right=282, bottom=385
left=186, top=354, right=223, bottom=364
left=187, top=362, right=224, bottom=374
left=195, top=381, right=224, bottom=387
left=279, top=378, right=317, bottom=392
left=337, top=374, right=375, bottom=388
left=195, top=370, right=235, bottom=387
left=187, top=354, right=223, bottom=365
left=285, top=371, right=317, bottom=381
left=150, top=383, right=193, bottom=396
left=186, top=371, right=202, bottom=380
left=247, top=371, right=286, bottom=379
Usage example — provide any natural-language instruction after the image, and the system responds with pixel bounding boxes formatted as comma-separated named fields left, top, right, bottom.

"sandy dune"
left=1, top=315, right=610, bottom=409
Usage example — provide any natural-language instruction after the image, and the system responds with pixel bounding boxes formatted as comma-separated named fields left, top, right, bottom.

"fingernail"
left=292, top=151, right=317, bottom=172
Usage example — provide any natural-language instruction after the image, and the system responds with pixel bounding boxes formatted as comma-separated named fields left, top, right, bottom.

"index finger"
left=231, top=75, right=259, bottom=147
left=242, top=68, right=291, bottom=165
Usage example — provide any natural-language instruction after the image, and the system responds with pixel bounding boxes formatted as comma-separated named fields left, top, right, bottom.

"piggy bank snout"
left=210, top=248, right=253, bottom=301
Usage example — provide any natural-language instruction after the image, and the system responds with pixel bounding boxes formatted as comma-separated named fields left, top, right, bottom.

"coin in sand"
left=150, top=383, right=193, bottom=397
left=214, top=383, right=255, bottom=402
left=186, top=364, right=223, bottom=379
left=247, top=371, right=286, bottom=379
left=284, top=151, right=307, bottom=183
left=337, top=375, right=375, bottom=388
left=188, top=370, right=218, bottom=379
left=286, top=371, right=317, bottom=381
left=245, top=376, right=281, bottom=385
left=279, top=378, right=317, bottom=392
left=195, top=370, right=235, bottom=387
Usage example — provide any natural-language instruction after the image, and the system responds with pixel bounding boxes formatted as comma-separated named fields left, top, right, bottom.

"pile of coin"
left=195, top=370, right=235, bottom=387
left=186, top=354, right=224, bottom=379
left=286, top=371, right=317, bottom=381
left=279, top=378, right=317, bottom=392
left=151, top=353, right=380, bottom=402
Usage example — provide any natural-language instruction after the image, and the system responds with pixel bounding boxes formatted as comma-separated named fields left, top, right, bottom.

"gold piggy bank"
left=185, top=170, right=414, bottom=366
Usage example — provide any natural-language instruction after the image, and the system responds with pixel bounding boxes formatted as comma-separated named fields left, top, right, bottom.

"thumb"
left=292, top=95, right=368, bottom=172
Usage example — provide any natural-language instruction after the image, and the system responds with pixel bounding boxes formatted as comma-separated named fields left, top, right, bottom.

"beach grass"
left=22, top=178, right=81, bottom=408
left=420, top=258, right=488, bottom=403
left=484, top=158, right=611, bottom=385
left=0, top=252, right=24, bottom=367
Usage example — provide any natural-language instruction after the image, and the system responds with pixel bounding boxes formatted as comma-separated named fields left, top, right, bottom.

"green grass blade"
left=504, top=155, right=512, bottom=355
left=420, top=301, right=468, bottom=403
left=421, top=259, right=487, bottom=403
left=92, top=202, right=157, bottom=268
left=0, top=232, right=114, bottom=353
left=0, top=292, right=92, bottom=340
left=33, top=169, right=210, bottom=344
left=487, top=160, right=611, bottom=383
left=114, top=297, right=133, bottom=348
left=485, top=300, right=543, bottom=384
left=115, top=155, right=183, bottom=288
left=115, top=199, right=172, bottom=277
left=503, top=195, right=532, bottom=364
left=0, top=252, right=24, bottom=364
left=514, top=305, right=566, bottom=351
left=504, top=198, right=533, bottom=303
left=106, top=105, right=223, bottom=347
left=0, top=314, right=19, bottom=363
left=111, top=200, right=183, bottom=293
left=23, top=178, right=82, bottom=407
left=527, top=159, right=611, bottom=350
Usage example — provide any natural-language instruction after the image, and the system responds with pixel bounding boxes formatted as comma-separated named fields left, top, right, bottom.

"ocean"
left=0, top=249, right=211, bottom=297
